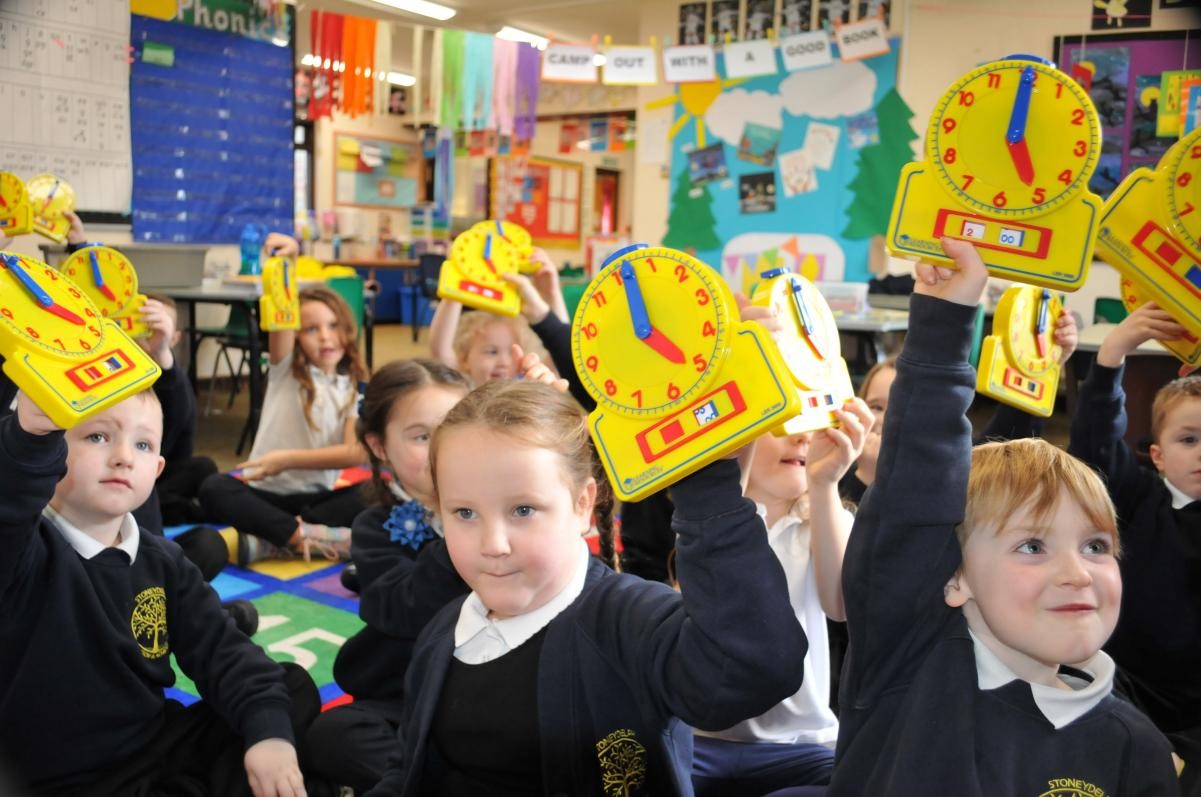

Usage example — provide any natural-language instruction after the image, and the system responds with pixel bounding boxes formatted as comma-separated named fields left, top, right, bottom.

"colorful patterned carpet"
left=164, top=468, right=370, bottom=710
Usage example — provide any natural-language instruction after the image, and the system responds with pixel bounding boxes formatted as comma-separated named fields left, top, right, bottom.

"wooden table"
left=835, top=308, right=909, bottom=368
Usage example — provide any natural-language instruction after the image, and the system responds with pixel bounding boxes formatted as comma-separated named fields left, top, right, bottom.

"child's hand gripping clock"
left=25, top=174, right=76, bottom=243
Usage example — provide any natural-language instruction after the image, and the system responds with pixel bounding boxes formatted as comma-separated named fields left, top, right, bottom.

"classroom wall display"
left=489, top=156, right=584, bottom=247
left=333, top=133, right=419, bottom=209
left=1091, top=0, right=1153, bottom=30
left=0, top=0, right=132, bottom=216
left=1055, top=30, right=1201, bottom=198
left=661, top=42, right=900, bottom=287
left=129, top=14, right=292, bottom=242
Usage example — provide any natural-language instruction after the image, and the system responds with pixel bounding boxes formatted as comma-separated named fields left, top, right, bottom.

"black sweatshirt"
left=1069, top=361, right=1201, bottom=734
left=0, top=415, right=293, bottom=792
left=830, top=295, right=1178, bottom=796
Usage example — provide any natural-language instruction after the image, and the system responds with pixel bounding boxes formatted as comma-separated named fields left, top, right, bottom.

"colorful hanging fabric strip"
left=440, top=29, right=465, bottom=130
left=491, top=39, right=518, bottom=136
left=461, top=32, right=494, bottom=131
left=514, top=43, right=541, bottom=141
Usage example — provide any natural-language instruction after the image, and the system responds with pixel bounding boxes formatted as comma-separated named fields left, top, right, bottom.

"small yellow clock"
left=25, top=173, right=76, bottom=243
left=976, top=284, right=1063, bottom=417
left=571, top=244, right=801, bottom=501
left=0, top=172, right=32, bottom=237
left=1097, top=127, right=1201, bottom=352
left=61, top=246, right=148, bottom=338
left=751, top=268, right=854, bottom=435
left=437, top=220, right=531, bottom=316
left=259, top=256, right=300, bottom=331
left=1119, top=277, right=1201, bottom=366
left=0, top=252, right=161, bottom=428
left=888, top=55, right=1103, bottom=291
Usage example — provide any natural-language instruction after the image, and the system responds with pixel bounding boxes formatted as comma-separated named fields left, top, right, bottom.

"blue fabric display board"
left=130, top=15, right=293, bottom=242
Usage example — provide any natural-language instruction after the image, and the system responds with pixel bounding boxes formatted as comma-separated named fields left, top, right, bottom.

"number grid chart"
left=0, top=0, right=132, bottom=214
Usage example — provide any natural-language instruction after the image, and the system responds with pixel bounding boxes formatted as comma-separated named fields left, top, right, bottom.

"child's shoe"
left=222, top=528, right=285, bottom=567
left=294, top=523, right=352, bottom=562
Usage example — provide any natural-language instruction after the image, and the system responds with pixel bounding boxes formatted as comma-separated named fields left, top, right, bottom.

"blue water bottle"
left=239, top=223, right=268, bottom=276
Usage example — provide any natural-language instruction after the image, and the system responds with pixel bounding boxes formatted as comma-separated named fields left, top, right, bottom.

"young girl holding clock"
left=198, top=284, right=370, bottom=562
left=364, top=379, right=807, bottom=796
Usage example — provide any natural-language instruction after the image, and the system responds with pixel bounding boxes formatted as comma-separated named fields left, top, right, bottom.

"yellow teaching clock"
left=1119, top=277, right=1201, bottom=366
left=571, top=244, right=801, bottom=501
left=751, top=268, right=854, bottom=435
left=259, top=256, right=299, bottom=331
left=25, top=173, right=76, bottom=243
left=61, top=246, right=148, bottom=337
left=437, top=220, right=531, bottom=316
left=1096, top=126, right=1201, bottom=361
left=888, top=54, right=1102, bottom=291
left=0, top=172, right=32, bottom=237
left=976, top=284, right=1063, bottom=417
left=0, top=252, right=161, bottom=428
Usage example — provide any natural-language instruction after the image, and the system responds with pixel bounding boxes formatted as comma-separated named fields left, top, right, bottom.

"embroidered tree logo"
left=130, top=586, right=169, bottom=659
left=596, top=728, right=647, bottom=797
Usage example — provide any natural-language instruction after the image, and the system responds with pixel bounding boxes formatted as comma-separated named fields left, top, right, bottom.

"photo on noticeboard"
left=740, top=172, right=777, bottom=214
left=679, top=2, right=708, bottom=46
left=1090, top=133, right=1124, bottom=197
left=688, top=143, right=730, bottom=187
left=1092, top=0, right=1152, bottom=29
left=856, top=0, right=890, bottom=24
left=744, top=0, right=775, bottom=39
left=818, top=0, right=852, bottom=30
left=1129, top=74, right=1174, bottom=158
left=711, top=0, right=740, bottom=45
left=780, top=0, right=814, bottom=34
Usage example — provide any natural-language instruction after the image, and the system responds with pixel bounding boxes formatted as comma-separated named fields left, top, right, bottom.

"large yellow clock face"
left=573, top=246, right=730, bottom=416
left=1164, top=131, right=1201, bottom=255
left=929, top=58, right=1100, bottom=218
left=450, top=225, right=526, bottom=285
left=997, top=285, right=1062, bottom=377
left=0, top=252, right=105, bottom=357
left=758, top=272, right=841, bottom=390
left=25, top=173, right=76, bottom=219
left=0, top=172, right=27, bottom=215
left=61, top=246, right=139, bottom=318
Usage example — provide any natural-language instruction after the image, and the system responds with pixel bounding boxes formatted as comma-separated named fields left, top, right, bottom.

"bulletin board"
left=1054, top=29, right=1201, bottom=199
left=333, top=132, right=420, bottom=209
left=663, top=42, right=901, bottom=287
left=489, top=155, right=583, bottom=247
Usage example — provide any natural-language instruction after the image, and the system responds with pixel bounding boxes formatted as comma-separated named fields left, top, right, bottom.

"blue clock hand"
left=1006, top=66, right=1036, bottom=186
left=620, top=261, right=652, bottom=339
left=1035, top=288, right=1050, bottom=357
left=90, top=249, right=117, bottom=302
left=2, top=253, right=84, bottom=325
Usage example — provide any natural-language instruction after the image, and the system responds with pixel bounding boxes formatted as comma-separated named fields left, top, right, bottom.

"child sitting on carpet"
left=0, top=387, right=318, bottom=796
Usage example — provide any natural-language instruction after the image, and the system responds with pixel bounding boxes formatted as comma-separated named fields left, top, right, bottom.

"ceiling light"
left=364, top=0, right=455, bottom=21
left=387, top=72, right=417, bottom=86
left=497, top=26, right=549, bottom=50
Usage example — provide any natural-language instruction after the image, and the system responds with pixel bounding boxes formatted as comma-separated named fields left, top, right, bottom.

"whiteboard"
left=0, top=0, right=132, bottom=213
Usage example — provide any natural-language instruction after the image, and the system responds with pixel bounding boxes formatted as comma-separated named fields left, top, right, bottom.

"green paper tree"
left=663, top=168, right=722, bottom=252
left=843, top=88, right=918, bottom=239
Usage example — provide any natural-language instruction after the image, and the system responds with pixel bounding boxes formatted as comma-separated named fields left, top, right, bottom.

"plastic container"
left=239, top=222, right=268, bottom=276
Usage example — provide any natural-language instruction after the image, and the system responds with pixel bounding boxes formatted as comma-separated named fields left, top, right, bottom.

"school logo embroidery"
left=130, top=586, right=169, bottom=659
left=596, top=728, right=647, bottom=796
left=1038, top=778, right=1109, bottom=797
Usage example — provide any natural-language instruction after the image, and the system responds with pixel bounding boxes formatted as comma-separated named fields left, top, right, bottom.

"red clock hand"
left=98, top=284, right=117, bottom=302
left=1006, top=139, right=1035, bottom=186
left=43, top=302, right=85, bottom=325
left=642, top=326, right=686, bottom=364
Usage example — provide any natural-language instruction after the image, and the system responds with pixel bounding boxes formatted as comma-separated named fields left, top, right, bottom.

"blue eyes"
left=514, top=505, right=535, bottom=518
left=450, top=505, right=537, bottom=520
left=1015, top=538, right=1112, bottom=555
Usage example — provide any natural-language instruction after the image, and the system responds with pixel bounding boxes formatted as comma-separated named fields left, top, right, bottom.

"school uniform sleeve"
left=582, top=459, right=808, bottom=732
left=153, top=366, right=196, bottom=465
left=350, top=505, right=409, bottom=589
left=0, top=414, right=66, bottom=596
left=358, top=530, right=468, bottom=639
left=164, top=545, right=295, bottom=747
left=842, top=294, right=977, bottom=704
left=1067, top=361, right=1154, bottom=515
left=530, top=312, right=595, bottom=412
